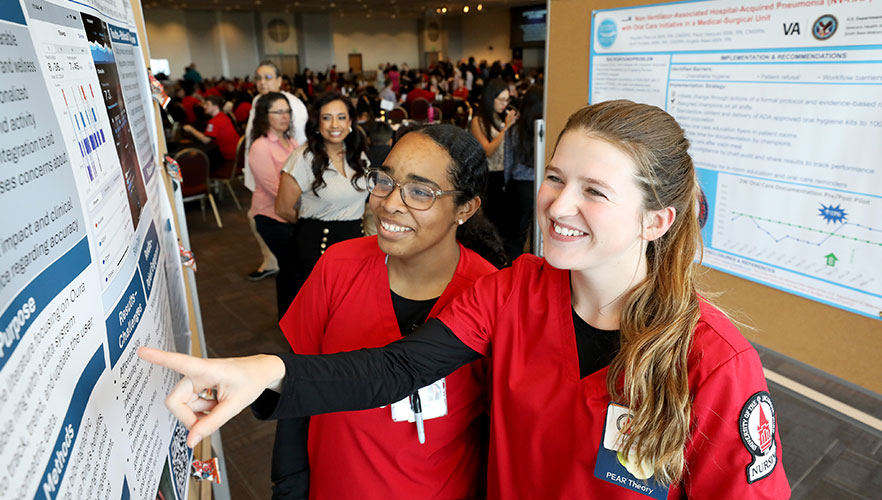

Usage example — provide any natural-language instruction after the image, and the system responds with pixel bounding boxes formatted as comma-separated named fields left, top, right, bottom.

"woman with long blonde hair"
left=141, top=100, right=790, bottom=499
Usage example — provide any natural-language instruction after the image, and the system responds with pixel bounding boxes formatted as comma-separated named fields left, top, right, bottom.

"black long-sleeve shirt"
left=253, top=312, right=619, bottom=420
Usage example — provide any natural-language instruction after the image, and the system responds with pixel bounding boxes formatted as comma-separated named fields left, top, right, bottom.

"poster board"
left=0, top=0, right=209, bottom=497
left=545, top=0, right=882, bottom=393
left=588, top=0, right=882, bottom=320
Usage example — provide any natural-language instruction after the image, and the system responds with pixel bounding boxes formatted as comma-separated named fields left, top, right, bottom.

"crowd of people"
left=160, top=56, right=544, bottom=288
left=146, top=57, right=790, bottom=500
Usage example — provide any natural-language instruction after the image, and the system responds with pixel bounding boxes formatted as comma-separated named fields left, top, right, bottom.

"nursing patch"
left=594, top=403, right=668, bottom=499
left=739, top=391, right=778, bottom=483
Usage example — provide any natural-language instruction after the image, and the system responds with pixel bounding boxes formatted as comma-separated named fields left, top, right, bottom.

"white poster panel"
left=590, top=0, right=882, bottom=320
left=1, top=0, right=192, bottom=497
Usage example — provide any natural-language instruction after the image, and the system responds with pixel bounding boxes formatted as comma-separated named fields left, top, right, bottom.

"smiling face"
left=370, top=133, right=471, bottom=261
left=318, top=99, right=351, bottom=146
left=537, top=131, right=653, bottom=275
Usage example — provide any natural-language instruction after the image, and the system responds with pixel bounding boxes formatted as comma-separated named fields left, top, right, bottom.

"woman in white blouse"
left=275, top=92, right=369, bottom=306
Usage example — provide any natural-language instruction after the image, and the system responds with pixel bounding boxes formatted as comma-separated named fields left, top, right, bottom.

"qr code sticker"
left=168, top=421, right=193, bottom=500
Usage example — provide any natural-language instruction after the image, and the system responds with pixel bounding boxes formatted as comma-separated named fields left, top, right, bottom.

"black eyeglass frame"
left=365, top=168, right=462, bottom=211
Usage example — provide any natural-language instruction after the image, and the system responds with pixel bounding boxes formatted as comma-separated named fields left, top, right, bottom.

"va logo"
left=813, top=15, right=837, bottom=40
left=783, top=22, right=800, bottom=36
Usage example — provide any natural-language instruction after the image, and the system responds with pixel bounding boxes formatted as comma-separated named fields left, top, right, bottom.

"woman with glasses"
left=248, top=92, right=298, bottom=319
left=269, top=124, right=506, bottom=499
left=470, top=78, right=518, bottom=250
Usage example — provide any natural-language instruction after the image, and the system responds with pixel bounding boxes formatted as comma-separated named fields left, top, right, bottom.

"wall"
left=522, top=46, right=544, bottom=70
left=331, top=15, right=419, bottom=72
left=143, top=9, right=192, bottom=79
left=445, top=15, right=463, bottom=63
left=299, top=13, right=334, bottom=72
left=185, top=11, right=224, bottom=79
left=260, top=11, right=298, bottom=56
left=461, top=7, right=511, bottom=64
left=144, top=9, right=261, bottom=79
left=142, top=7, right=527, bottom=79
left=545, top=0, right=882, bottom=393
left=217, top=11, right=259, bottom=78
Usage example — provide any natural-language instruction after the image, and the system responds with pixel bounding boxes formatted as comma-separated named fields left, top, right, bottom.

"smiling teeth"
left=382, top=221, right=412, bottom=233
left=553, top=223, right=586, bottom=237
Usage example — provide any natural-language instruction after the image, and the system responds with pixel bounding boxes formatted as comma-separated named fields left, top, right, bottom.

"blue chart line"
left=730, top=212, right=882, bottom=248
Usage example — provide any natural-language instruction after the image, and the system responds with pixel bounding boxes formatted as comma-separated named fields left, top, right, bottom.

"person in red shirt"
left=233, top=100, right=251, bottom=125
left=179, top=81, right=201, bottom=124
left=142, top=101, right=790, bottom=500
left=406, top=82, right=436, bottom=104
left=183, top=95, right=240, bottom=163
left=271, top=125, right=507, bottom=499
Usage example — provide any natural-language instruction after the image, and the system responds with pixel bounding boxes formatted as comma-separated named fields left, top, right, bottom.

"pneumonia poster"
left=591, top=0, right=882, bottom=319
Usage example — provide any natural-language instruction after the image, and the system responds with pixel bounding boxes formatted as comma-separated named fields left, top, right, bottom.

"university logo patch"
left=739, top=391, right=778, bottom=483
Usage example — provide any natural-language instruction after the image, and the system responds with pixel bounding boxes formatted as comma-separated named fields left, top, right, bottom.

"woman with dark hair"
left=142, top=101, right=790, bottom=499
left=247, top=92, right=297, bottom=317
left=470, top=78, right=518, bottom=242
left=275, top=92, right=369, bottom=304
left=501, top=84, right=543, bottom=260
left=269, top=124, right=505, bottom=499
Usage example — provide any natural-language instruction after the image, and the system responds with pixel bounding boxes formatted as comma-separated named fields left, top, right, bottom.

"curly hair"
left=304, top=92, right=367, bottom=195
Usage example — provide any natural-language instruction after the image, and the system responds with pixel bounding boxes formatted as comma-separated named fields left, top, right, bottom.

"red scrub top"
left=437, top=254, right=791, bottom=500
left=280, top=236, right=495, bottom=500
left=204, top=113, right=239, bottom=162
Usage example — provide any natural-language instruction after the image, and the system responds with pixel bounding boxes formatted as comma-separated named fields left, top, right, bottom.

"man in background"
left=182, top=95, right=240, bottom=165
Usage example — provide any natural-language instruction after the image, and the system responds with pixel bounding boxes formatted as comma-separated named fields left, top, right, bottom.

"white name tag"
left=390, top=378, right=448, bottom=423
left=603, top=402, right=632, bottom=451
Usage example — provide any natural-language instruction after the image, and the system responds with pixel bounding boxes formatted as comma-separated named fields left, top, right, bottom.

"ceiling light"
left=435, top=7, right=440, bottom=13
left=463, top=5, right=469, bottom=12
left=477, top=3, right=483, bottom=11
left=441, top=7, right=447, bottom=13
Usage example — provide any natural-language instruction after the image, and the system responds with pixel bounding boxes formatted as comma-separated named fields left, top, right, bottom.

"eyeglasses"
left=366, top=169, right=461, bottom=211
left=494, top=96, right=511, bottom=103
left=268, top=109, right=292, bottom=115
left=256, top=74, right=278, bottom=80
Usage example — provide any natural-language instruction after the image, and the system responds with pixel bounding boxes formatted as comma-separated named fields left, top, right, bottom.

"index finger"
left=138, top=346, right=201, bottom=376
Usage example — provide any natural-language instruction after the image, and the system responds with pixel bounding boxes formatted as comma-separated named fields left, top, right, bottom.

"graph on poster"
left=708, top=173, right=881, bottom=298
left=61, top=83, right=109, bottom=184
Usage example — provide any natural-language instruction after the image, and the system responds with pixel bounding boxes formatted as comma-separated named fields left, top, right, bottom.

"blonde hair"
left=560, top=100, right=703, bottom=484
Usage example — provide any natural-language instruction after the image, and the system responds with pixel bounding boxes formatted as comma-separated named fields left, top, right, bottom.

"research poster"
left=590, top=0, right=882, bottom=319
left=0, top=0, right=192, bottom=497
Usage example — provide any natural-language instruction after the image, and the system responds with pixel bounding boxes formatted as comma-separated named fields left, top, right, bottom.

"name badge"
left=390, top=378, right=448, bottom=422
left=594, top=402, right=669, bottom=499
